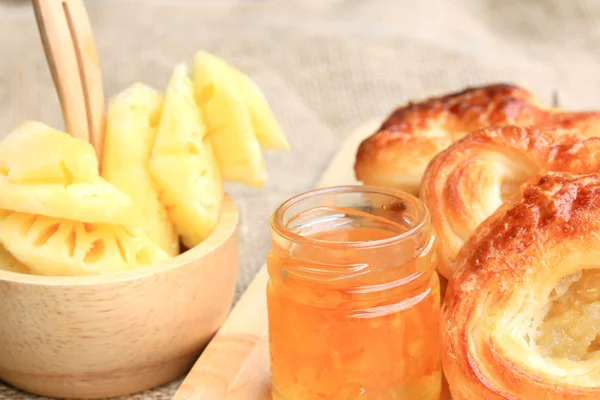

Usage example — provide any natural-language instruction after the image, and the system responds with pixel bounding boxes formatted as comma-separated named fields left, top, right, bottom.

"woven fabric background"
left=1, top=0, right=600, bottom=398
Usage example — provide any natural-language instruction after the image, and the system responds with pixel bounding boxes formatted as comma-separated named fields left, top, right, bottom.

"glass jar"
left=267, top=186, right=441, bottom=400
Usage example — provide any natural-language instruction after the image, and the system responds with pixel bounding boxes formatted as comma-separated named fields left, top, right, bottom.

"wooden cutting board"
left=173, top=120, right=452, bottom=400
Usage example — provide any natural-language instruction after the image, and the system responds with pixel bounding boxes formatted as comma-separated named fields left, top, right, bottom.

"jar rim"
left=271, top=185, right=430, bottom=249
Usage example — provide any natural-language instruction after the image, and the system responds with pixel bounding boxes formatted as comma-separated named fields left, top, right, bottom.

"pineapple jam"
left=535, top=270, right=600, bottom=360
left=266, top=186, right=441, bottom=400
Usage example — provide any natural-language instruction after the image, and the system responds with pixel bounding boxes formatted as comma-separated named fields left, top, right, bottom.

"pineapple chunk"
left=0, top=122, right=140, bottom=226
left=192, top=52, right=267, bottom=187
left=149, top=64, right=224, bottom=249
left=0, top=120, right=98, bottom=184
left=195, top=51, right=289, bottom=151
left=0, top=243, right=30, bottom=274
left=0, top=180, right=140, bottom=226
left=0, top=210, right=168, bottom=276
left=102, top=83, right=180, bottom=257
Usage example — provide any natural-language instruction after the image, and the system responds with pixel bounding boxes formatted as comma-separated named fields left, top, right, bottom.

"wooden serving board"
left=173, top=120, right=451, bottom=400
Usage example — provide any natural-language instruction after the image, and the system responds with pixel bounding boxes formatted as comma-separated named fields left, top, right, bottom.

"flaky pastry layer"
left=354, top=84, right=600, bottom=195
left=420, top=125, right=600, bottom=279
left=442, top=173, right=600, bottom=400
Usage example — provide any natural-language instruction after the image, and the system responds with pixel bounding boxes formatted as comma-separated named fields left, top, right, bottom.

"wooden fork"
left=32, top=0, right=105, bottom=158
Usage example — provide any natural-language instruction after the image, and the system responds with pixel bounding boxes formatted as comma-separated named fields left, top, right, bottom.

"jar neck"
left=269, top=186, right=435, bottom=285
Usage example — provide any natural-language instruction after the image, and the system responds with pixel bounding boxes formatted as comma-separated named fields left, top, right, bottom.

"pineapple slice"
left=0, top=182, right=140, bottom=226
left=195, top=51, right=289, bottom=151
left=0, top=121, right=139, bottom=226
left=0, top=121, right=98, bottom=183
left=0, top=243, right=30, bottom=274
left=149, top=64, right=224, bottom=249
left=0, top=210, right=168, bottom=276
left=102, top=83, right=180, bottom=257
left=192, top=52, right=267, bottom=187
left=230, top=69, right=290, bottom=151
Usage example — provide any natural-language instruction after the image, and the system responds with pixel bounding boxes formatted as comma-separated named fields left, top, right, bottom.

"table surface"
left=2, top=0, right=600, bottom=398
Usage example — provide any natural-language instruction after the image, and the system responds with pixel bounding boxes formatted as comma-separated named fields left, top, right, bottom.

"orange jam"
left=267, top=186, right=441, bottom=400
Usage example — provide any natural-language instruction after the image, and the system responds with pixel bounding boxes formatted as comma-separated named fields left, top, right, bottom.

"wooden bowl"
left=0, top=196, right=239, bottom=399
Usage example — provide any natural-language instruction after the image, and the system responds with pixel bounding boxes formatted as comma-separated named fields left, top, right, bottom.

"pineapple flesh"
left=0, top=243, right=30, bottom=274
left=536, top=270, right=600, bottom=360
left=102, top=83, right=180, bottom=257
left=210, top=52, right=290, bottom=151
left=0, top=50, right=290, bottom=276
left=0, top=122, right=168, bottom=276
left=0, top=122, right=140, bottom=227
left=192, top=52, right=267, bottom=187
left=0, top=120, right=98, bottom=182
left=0, top=210, right=168, bottom=276
left=149, top=64, right=224, bottom=249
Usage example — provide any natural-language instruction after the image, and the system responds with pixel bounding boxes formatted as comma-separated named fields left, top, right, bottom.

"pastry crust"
left=420, top=125, right=600, bottom=279
left=354, top=84, right=600, bottom=195
left=442, top=172, right=600, bottom=400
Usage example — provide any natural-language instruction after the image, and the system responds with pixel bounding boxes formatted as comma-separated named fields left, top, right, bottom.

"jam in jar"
left=267, top=186, right=441, bottom=400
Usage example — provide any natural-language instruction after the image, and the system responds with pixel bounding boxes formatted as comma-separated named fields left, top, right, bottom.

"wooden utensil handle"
left=32, top=0, right=89, bottom=143
left=32, top=0, right=106, bottom=160
left=62, top=0, right=106, bottom=160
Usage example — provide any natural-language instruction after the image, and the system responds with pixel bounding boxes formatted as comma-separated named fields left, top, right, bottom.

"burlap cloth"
left=1, top=0, right=600, bottom=398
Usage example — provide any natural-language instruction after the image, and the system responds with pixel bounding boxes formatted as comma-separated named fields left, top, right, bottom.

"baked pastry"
left=419, top=125, right=600, bottom=279
left=442, top=172, right=600, bottom=400
left=355, top=83, right=600, bottom=195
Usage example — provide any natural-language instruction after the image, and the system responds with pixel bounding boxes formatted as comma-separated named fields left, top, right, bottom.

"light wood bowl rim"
left=0, top=195, right=238, bottom=287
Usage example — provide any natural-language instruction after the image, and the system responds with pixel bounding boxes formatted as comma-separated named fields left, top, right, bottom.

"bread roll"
left=355, top=84, right=600, bottom=195
left=442, top=172, right=600, bottom=399
left=420, top=125, right=600, bottom=279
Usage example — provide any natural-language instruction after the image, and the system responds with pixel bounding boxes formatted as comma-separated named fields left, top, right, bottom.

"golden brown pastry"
left=355, top=83, right=600, bottom=195
left=420, top=126, right=600, bottom=279
left=442, top=172, right=600, bottom=400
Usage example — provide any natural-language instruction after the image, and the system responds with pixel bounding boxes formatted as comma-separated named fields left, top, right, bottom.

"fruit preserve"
left=267, top=186, right=441, bottom=400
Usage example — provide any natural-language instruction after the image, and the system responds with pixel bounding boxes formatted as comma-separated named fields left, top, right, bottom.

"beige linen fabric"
left=1, top=0, right=600, bottom=398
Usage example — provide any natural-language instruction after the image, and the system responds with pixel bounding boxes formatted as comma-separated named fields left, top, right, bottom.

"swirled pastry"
left=420, top=126, right=600, bottom=279
left=442, top=172, right=600, bottom=400
left=355, top=84, right=600, bottom=195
